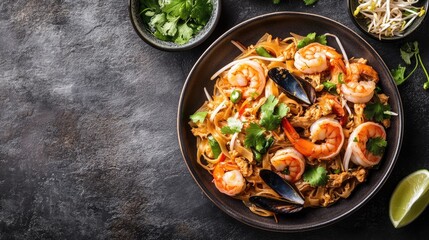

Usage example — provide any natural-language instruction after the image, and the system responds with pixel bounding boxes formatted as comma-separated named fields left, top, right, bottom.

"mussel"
left=249, top=196, right=303, bottom=214
left=249, top=169, right=305, bottom=215
left=268, top=67, right=316, bottom=105
left=259, top=169, right=304, bottom=205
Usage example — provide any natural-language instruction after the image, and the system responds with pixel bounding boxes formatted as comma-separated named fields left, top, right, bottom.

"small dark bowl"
left=348, top=0, right=429, bottom=41
left=178, top=12, right=404, bottom=232
left=128, top=0, right=221, bottom=51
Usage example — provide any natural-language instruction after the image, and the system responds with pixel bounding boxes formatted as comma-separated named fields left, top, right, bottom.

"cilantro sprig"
left=243, top=95, right=288, bottom=162
left=303, top=166, right=328, bottom=187
left=366, top=137, right=387, bottom=156
left=364, top=101, right=391, bottom=123
left=297, top=32, right=327, bottom=49
left=244, top=123, right=274, bottom=162
left=140, top=0, right=213, bottom=45
left=259, top=95, right=289, bottom=131
left=391, top=41, right=429, bottom=89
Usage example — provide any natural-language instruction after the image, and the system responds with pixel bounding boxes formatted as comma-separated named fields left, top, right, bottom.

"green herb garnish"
left=364, top=101, right=391, bottom=122
left=297, top=32, right=327, bottom=49
left=140, top=0, right=213, bottom=45
left=244, top=123, right=274, bottom=160
left=303, top=0, right=319, bottom=5
left=303, top=166, right=328, bottom=187
left=259, top=95, right=289, bottom=131
left=244, top=123, right=267, bottom=150
left=366, top=137, right=387, bottom=156
left=221, top=117, right=243, bottom=134
left=391, top=41, right=429, bottom=89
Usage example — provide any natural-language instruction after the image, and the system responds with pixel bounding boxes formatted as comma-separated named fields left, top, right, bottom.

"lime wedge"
left=389, top=169, right=429, bottom=228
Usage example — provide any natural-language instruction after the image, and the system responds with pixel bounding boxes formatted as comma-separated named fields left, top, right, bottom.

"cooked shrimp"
left=346, top=62, right=379, bottom=83
left=270, top=147, right=306, bottom=182
left=227, top=60, right=266, bottom=99
left=329, top=58, right=346, bottom=84
left=282, top=117, right=345, bottom=160
left=213, top=162, right=246, bottom=196
left=341, top=81, right=376, bottom=103
left=343, top=122, right=386, bottom=170
left=341, top=62, right=379, bottom=103
left=294, top=43, right=343, bottom=74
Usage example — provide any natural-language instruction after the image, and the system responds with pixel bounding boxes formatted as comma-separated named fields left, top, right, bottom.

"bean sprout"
left=354, top=0, right=426, bottom=39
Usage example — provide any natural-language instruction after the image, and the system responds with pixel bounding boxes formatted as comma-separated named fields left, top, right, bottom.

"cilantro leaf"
left=391, top=65, right=407, bottom=85
left=190, top=0, right=212, bottom=25
left=261, top=95, right=278, bottom=113
left=244, top=123, right=266, bottom=149
left=259, top=95, right=290, bottom=131
left=174, top=22, right=193, bottom=44
left=161, top=0, right=193, bottom=20
left=190, top=111, right=207, bottom=123
left=303, top=166, right=328, bottom=187
left=140, top=0, right=161, bottom=18
left=276, top=103, right=289, bottom=117
left=208, top=135, right=221, bottom=158
left=398, top=41, right=429, bottom=90
left=297, top=32, right=326, bottom=49
left=400, top=41, right=419, bottom=65
left=364, top=101, right=391, bottom=122
left=221, top=117, right=243, bottom=134
left=244, top=123, right=274, bottom=161
left=159, top=16, right=179, bottom=36
left=140, top=0, right=213, bottom=45
left=303, top=0, right=319, bottom=5
left=148, top=13, right=167, bottom=31
left=366, top=137, right=387, bottom=156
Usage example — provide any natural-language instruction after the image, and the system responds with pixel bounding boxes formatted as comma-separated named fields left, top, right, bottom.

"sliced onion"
left=209, top=100, right=226, bottom=122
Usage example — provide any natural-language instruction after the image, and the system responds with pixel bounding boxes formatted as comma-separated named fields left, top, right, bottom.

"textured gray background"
left=1, top=0, right=429, bottom=239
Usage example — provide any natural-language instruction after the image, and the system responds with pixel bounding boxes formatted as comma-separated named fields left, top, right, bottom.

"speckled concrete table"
left=1, top=0, right=429, bottom=239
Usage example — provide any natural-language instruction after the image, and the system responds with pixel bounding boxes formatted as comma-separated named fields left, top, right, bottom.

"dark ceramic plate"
left=348, top=0, right=429, bottom=41
left=177, top=12, right=403, bottom=232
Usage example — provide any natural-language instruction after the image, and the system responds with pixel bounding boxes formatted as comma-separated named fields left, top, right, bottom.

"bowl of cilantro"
left=129, top=0, right=221, bottom=51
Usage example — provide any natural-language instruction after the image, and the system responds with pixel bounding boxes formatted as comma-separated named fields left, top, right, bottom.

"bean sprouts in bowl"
left=348, top=0, right=429, bottom=41
left=177, top=12, right=403, bottom=232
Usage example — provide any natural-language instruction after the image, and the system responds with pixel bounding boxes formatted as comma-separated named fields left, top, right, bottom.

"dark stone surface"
left=0, top=0, right=428, bottom=239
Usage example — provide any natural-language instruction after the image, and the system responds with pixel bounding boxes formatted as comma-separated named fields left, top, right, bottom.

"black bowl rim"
left=128, top=0, right=221, bottom=51
left=347, top=0, right=429, bottom=41
left=177, top=11, right=404, bottom=232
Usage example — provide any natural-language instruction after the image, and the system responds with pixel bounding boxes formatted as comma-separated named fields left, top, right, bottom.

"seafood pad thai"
left=189, top=32, right=393, bottom=217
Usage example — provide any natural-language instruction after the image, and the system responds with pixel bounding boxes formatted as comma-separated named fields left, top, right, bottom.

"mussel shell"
left=268, top=67, right=316, bottom=105
left=249, top=196, right=303, bottom=214
left=260, top=169, right=305, bottom=205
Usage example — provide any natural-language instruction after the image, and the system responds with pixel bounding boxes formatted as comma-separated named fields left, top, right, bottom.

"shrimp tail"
left=281, top=118, right=314, bottom=157
left=213, top=164, right=224, bottom=181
